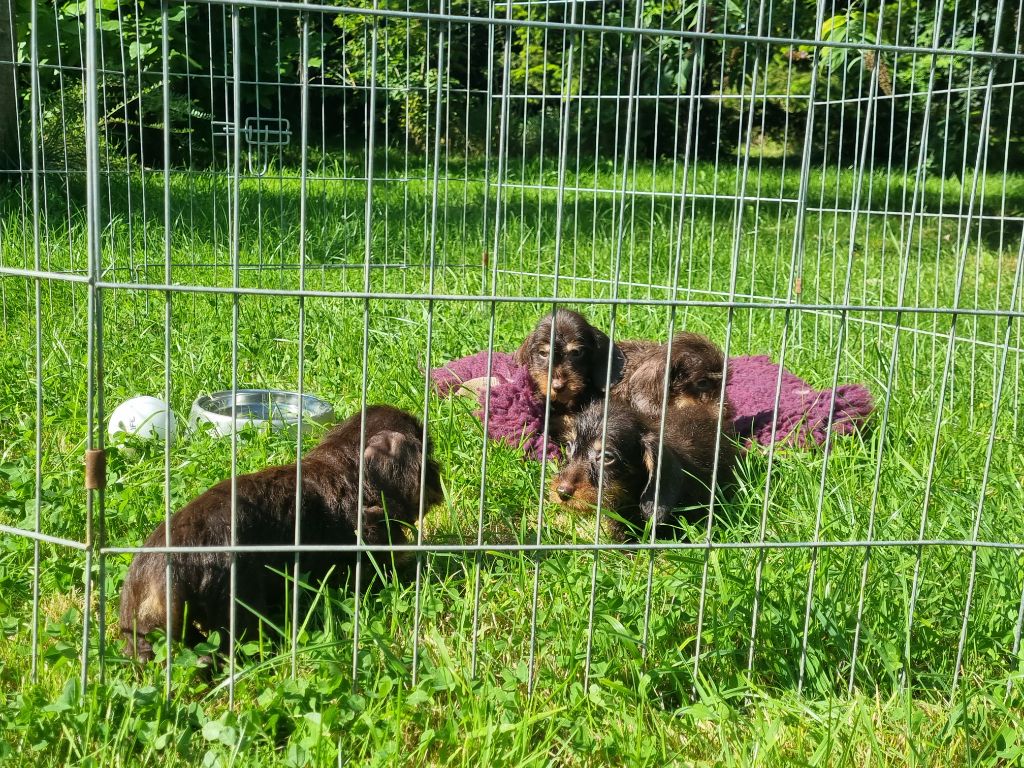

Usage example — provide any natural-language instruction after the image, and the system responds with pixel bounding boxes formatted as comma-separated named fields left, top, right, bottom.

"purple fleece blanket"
left=431, top=350, right=873, bottom=460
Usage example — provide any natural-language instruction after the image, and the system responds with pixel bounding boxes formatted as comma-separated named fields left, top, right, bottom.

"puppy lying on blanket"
left=432, top=349, right=873, bottom=459
left=119, top=405, right=443, bottom=661
left=613, top=332, right=729, bottom=422
left=513, top=309, right=624, bottom=440
left=513, top=310, right=726, bottom=440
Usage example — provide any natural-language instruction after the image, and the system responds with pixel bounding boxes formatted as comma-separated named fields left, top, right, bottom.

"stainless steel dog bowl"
left=188, top=389, right=336, bottom=437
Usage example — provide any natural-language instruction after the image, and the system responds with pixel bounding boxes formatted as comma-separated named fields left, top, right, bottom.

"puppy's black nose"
left=556, top=483, right=574, bottom=500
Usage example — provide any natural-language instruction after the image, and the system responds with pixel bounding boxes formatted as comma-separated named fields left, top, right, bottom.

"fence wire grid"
left=1, top=0, right=1024, bottom=705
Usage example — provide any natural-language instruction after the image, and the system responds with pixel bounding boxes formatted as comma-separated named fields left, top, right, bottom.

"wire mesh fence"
left=1, top=0, right=1023, bottom=706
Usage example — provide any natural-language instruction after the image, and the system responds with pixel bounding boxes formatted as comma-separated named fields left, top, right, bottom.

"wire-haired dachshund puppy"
left=515, top=309, right=624, bottom=438
left=119, top=404, right=443, bottom=661
left=613, top=331, right=729, bottom=424
left=550, top=398, right=733, bottom=540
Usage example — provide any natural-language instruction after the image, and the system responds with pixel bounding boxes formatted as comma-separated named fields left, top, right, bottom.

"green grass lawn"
left=1, top=156, right=1024, bottom=765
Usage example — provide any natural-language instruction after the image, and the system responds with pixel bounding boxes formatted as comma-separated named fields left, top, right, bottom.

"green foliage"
left=505, top=0, right=706, bottom=155
left=16, top=0, right=204, bottom=167
left=13, top=0, right=491, bottom=167
left=806, top=1, right=1022, bottom=167
left=327, top=0, right=491, bottom=151
left=10, top=0, right=1021, bottom=171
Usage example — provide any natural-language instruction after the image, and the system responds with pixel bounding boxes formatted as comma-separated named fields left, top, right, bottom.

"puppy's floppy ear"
left=638, top=431, right=682, bottom=530
left=515, top=318, right=547, bottom=367
left=588, top=326, right=624, bottom=391
left=513, top=333, right=533, bottom=366
left=364, top=429, right=422, bottom=488
left=363, top=430, right=406, bottom=465
left=639, top=431, right=664, bottom=481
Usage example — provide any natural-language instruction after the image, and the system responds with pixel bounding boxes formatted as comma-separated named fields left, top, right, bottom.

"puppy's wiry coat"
left=515, top=309, right=623, bottom=439
left=612, top=331, right=728, bottom=422
left=119, top=405, right=443, bottom=661
left=551, top=398, right=734, bottom=540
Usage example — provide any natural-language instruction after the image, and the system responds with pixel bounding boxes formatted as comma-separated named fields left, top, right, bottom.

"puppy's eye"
left=568, top=347, right=584, bottom=359
left=602, top=453, right=617, bottom=465
left=536, top=347, right=549, bottom=359
left=694, top=378, right=715, bottom=392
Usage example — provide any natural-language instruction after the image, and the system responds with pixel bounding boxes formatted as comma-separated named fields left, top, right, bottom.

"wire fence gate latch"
left=215, top=116, right=292, bottom=176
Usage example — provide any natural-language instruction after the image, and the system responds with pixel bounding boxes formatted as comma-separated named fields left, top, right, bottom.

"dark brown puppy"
left=550, top=398, right=733, bottom=540
left=612, top=331, right=729, bottom=423
left=119, top=405, right=443, bottom=661
left=661, top=400, right=737, bottom=510
left=515, top=309, right=624, bottom=438
left=616, top=331, right=735, bottom=531
left=615, top=332, right=735, bottom=495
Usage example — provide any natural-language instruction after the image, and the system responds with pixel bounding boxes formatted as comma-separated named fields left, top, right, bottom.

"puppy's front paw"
left=357, top=504, right=387, bottom=541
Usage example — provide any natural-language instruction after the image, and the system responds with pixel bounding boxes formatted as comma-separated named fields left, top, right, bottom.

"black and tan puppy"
left=613, top=331, right=729, bottom=423
left=550, top=398, right=733, bottom=540
left=119, top=405, right=443, bottom=661
left=515, top=309, right=624, bottom=438
left=626, top=332, right=736, bottom=496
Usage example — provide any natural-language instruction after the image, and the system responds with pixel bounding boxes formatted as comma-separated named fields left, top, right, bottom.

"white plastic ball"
left=107, top=396, right=177, bottom=445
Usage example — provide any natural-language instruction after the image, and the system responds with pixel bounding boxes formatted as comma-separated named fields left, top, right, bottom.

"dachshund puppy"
left=514, top=309, right=624, bottom=439
left=119, top=405, right=443, bottom=661
left=613, top=331, right=736, bottom=532
left=550, top=398, right=733, bottom=540
left=612, top=331, right=729, bottom=423
left=660, top=400, right=736, bottom=515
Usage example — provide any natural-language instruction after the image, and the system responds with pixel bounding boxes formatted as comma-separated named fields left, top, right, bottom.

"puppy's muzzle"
left=550, top=463, right=589, bottom=503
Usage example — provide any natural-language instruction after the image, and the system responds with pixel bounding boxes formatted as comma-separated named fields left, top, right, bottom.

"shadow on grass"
left=3, top=153, right=1022, bottom=270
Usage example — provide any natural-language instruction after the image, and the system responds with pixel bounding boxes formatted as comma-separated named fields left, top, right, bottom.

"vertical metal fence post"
left=470, top=0, right=514, bottom=679
left=160, top=0, right=175, bottom=701
left=411, top=0, right=448, bottom=687
left=81, top=0, right=107, bottom=696
left=352, top=0, right=380, bottom=690
left=290, top=0, right=312, bottom=681
left=228, top=2, right=243, bottom=706
left=28, top=0, right=43, bottom=685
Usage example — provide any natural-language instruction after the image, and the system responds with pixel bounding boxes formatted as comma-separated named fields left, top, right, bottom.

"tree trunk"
left=0, top=0, right=19, bottom=174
